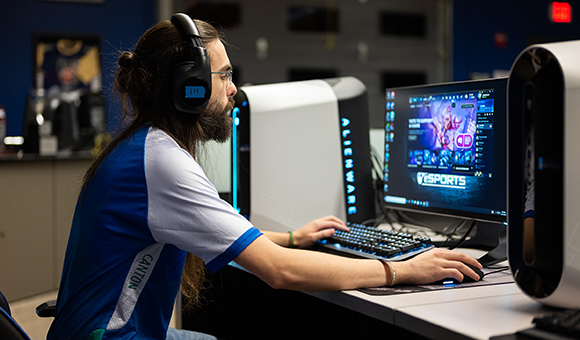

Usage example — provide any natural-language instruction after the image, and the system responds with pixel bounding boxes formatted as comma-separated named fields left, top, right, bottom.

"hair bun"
left=119, top=51, right=136, bottom=69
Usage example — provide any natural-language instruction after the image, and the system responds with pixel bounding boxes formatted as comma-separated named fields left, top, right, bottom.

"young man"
left=48, top=14, right=481, bottom=340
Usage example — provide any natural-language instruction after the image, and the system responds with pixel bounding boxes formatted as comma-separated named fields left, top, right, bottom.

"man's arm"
left=234, top=234, right=483, bottom=292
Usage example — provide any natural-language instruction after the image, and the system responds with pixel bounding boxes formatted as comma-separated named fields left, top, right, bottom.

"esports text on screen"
left=382, top=78, right=508, bottom=224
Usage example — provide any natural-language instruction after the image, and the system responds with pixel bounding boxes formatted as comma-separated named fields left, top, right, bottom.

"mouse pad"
left=358, top=268, right=514, bottom=296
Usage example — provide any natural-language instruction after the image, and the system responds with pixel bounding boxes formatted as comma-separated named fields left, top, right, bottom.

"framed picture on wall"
left=36, top=0, right=105, bottom=3
left=32, top=33, right=102, bottom=93
left=25, top=33, right=107, bottom=154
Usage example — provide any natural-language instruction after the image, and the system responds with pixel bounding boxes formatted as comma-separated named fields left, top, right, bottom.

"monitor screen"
left=382, top=78, right=507, bottom=223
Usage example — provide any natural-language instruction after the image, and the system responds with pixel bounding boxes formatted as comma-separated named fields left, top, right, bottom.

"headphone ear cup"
left=170, top=13, right=213, bottom=114
left=173, top=61, right=212, bottom=114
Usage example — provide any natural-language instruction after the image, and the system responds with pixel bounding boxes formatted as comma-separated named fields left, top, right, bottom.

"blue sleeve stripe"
left=206, top=228, right=263, bottom=274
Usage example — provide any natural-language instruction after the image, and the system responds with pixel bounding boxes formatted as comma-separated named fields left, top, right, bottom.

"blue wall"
left=453, top=0, right=580, bottom=81
left=3, top=1, right=580, bottom=136
left=0, top=0, right=156, bottom=137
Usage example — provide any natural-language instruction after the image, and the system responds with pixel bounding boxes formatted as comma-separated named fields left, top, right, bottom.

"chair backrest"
left=0, top=291, right=32, bottom=340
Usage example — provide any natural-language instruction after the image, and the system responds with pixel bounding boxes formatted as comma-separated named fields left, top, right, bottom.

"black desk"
left=183, top=263, right=425, bottom=339
left=182, top=250, right=555, bottom=340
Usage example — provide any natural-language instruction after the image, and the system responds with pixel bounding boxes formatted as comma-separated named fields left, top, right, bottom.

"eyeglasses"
left=211, top=70, right=233, bottom=84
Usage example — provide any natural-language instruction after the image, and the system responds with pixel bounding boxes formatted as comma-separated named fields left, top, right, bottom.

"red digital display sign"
left=551, top=2, right=572, bottom=23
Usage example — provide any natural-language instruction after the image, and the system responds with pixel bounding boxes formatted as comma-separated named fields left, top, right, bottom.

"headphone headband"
left=170, top=13, right=203, bottom=47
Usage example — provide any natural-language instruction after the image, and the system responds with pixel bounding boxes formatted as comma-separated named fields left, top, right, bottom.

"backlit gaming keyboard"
left=523, top=309, right=580, bottom=339
left=316, top=222, right=435, bottom=261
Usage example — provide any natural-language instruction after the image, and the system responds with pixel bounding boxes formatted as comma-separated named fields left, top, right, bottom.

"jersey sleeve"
left=143, top=128, right=262, bottom=273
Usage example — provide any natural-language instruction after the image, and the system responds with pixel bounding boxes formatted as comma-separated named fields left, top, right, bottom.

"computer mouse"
left=463, top=263, right=485, bottom=282
left=433, top=263, right=485, bottom=285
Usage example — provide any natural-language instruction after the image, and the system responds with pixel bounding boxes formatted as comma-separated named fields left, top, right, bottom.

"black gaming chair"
left=0, top=290, right=32, bottom=340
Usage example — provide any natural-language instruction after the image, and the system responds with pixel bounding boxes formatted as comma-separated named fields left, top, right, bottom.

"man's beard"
left=198, top=97, right=234, bottom=143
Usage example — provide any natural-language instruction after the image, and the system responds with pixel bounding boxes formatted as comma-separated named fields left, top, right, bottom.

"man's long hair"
left=83, top=18, right=224, bottom=308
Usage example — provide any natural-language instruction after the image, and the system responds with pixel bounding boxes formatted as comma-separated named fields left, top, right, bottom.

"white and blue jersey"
left=48, top=126, right=261, bottom=340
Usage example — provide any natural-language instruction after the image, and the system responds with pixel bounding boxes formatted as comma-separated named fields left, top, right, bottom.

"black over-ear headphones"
left=170, top=13, right=212, bottom=114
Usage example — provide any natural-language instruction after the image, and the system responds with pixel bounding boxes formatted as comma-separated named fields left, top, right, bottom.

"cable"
left=445, top=219, right=477, bottom=250
left=395, top=210, right=439, bottom=232
left=483, top=266, right=510, bottom=275
left=369, top=146, right=387, bottom=220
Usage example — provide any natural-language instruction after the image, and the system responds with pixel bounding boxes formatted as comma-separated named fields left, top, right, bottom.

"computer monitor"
left=382, top=78, right=508, bottom=262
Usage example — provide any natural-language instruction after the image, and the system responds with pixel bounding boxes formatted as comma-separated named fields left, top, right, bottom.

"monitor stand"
left=442, top=221, right=507, bottom=267
left=394, top=211, right=507, bottom=267
left=472, top=222, right=507, bottom=267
